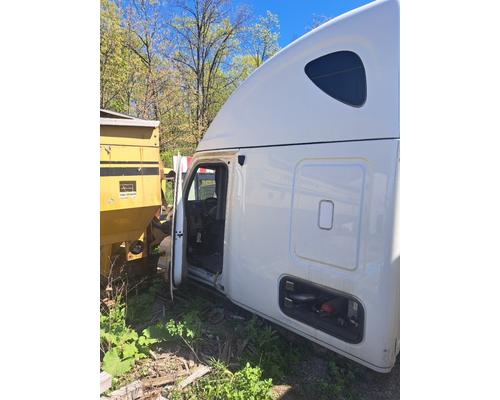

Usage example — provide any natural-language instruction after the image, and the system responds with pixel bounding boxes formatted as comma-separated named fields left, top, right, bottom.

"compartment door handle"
left=318, top=200, right=334, bottom=230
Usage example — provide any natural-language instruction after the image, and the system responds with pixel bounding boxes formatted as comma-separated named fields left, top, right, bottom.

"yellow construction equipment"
left=100, top=109, right=162, bottom=279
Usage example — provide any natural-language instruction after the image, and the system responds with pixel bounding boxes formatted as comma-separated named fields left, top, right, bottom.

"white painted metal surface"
left=172, top=155, right=184, bottom=287
left=172, top=0, right=400, bottom=372
left=198, top=0, right=399, bottom=151
left=291, top=161, right=365, bottom=271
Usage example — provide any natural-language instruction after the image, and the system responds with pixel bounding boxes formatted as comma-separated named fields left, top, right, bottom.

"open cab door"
left=169, top=155, right=186, bottom=297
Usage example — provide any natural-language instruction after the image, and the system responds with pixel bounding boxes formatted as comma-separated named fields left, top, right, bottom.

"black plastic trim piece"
left=196, top=137, right=399, bottom=153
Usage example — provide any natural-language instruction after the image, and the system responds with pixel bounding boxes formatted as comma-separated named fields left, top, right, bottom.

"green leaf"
left=121, top=329, right=138, bottom=343
left=122, top=342, right=138, bottom=359
left=143, top=322, right=171, bottom=341
left=102, top=348, right=134, bottom=377
left=138, top=334, right=157, bottom=346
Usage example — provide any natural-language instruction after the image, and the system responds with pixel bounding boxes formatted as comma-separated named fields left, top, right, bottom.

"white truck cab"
left=169, top=0, right=399, bottom=372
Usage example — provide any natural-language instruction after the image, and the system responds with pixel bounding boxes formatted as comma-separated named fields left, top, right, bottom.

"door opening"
left=184, top=163, right=228, bottom=275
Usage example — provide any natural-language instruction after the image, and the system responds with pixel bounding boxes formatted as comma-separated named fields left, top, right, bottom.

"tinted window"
left=305, top=51, right=366, bottom=107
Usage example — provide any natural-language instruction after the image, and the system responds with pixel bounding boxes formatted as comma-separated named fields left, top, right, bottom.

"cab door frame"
left=169, top=151, right=238, bottom=292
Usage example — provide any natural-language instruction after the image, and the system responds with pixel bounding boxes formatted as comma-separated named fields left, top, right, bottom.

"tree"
left=124, top=0, right=195, bottom=155
left=230, top=11, right=280, bottom=82
left=100, top=0, right=282, bottom=154
left=100, top=0, right=136, bottom=111
left=247, top=11, right=280, bottom=69
left=169, top=0, right=249, bottom=145
left=124, top=0, right=166, bottom=120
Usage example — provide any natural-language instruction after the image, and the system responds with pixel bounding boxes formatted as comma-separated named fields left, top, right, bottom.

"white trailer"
left=169, top=0, right=399, bottom=372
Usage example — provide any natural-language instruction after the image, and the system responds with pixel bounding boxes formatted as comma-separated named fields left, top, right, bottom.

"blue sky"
left=122, top=1, right=373, bottom=48
left=236, top=0, right=373, bottom=47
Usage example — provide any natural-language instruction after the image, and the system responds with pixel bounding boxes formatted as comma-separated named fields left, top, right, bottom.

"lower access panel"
left=279, top=276, right=364, bottom=344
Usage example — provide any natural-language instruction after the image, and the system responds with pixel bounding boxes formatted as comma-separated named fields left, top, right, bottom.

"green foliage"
left=171, top=361, right=272, bottom=400
left=327, top=359, right=357, bottom=398
left=307, top=359, right=360, bottom=400
left=150, top=244, right=160, bottom=255
left=125, top=282, right=161, bottom=326
left=140, top=312, right=202, bottom=364
left=170, top=4, right=246, bottom=144
left=100, top=0, right=144, bottom=112
left=230, top=54, right=258, bottom=82
left=292, top=358, right=359, bottom=400
left=142, top=310, right=201, bottom=346
left=240, top=316, right=303, bottom=381
left=182, top=310, right=203, bottom=339
left=142, top=319, right=187, bottom=342
left=247, top=11, right=280, bottom=68
left=101, top=0, right=281, bottom=151
left=102, top=348, right=135, bottom=377
left=100, top=297, right=155, bottom=377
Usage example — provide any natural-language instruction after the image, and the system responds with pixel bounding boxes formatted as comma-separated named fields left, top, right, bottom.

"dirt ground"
left=269, top=350, right=399, bottom=400
left=113, top=278, right=399, bottom=400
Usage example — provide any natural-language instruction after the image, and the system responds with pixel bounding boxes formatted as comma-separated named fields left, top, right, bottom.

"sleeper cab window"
left=304, top=51, right=366, bottom=107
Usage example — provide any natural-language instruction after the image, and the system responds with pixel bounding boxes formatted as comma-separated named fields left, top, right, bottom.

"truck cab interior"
left=184, top=164, right=228, bottom=275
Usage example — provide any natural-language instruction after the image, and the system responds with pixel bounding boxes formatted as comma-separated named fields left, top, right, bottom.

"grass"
left=101, top=278, right=364, bottom=399
left=170, top=359, right=273, bottom=400
left=314, top=359, right=360, bottom=400
left=125, top=288, right=155, bottom=326
left=237, top=316, right=305, bottom=382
